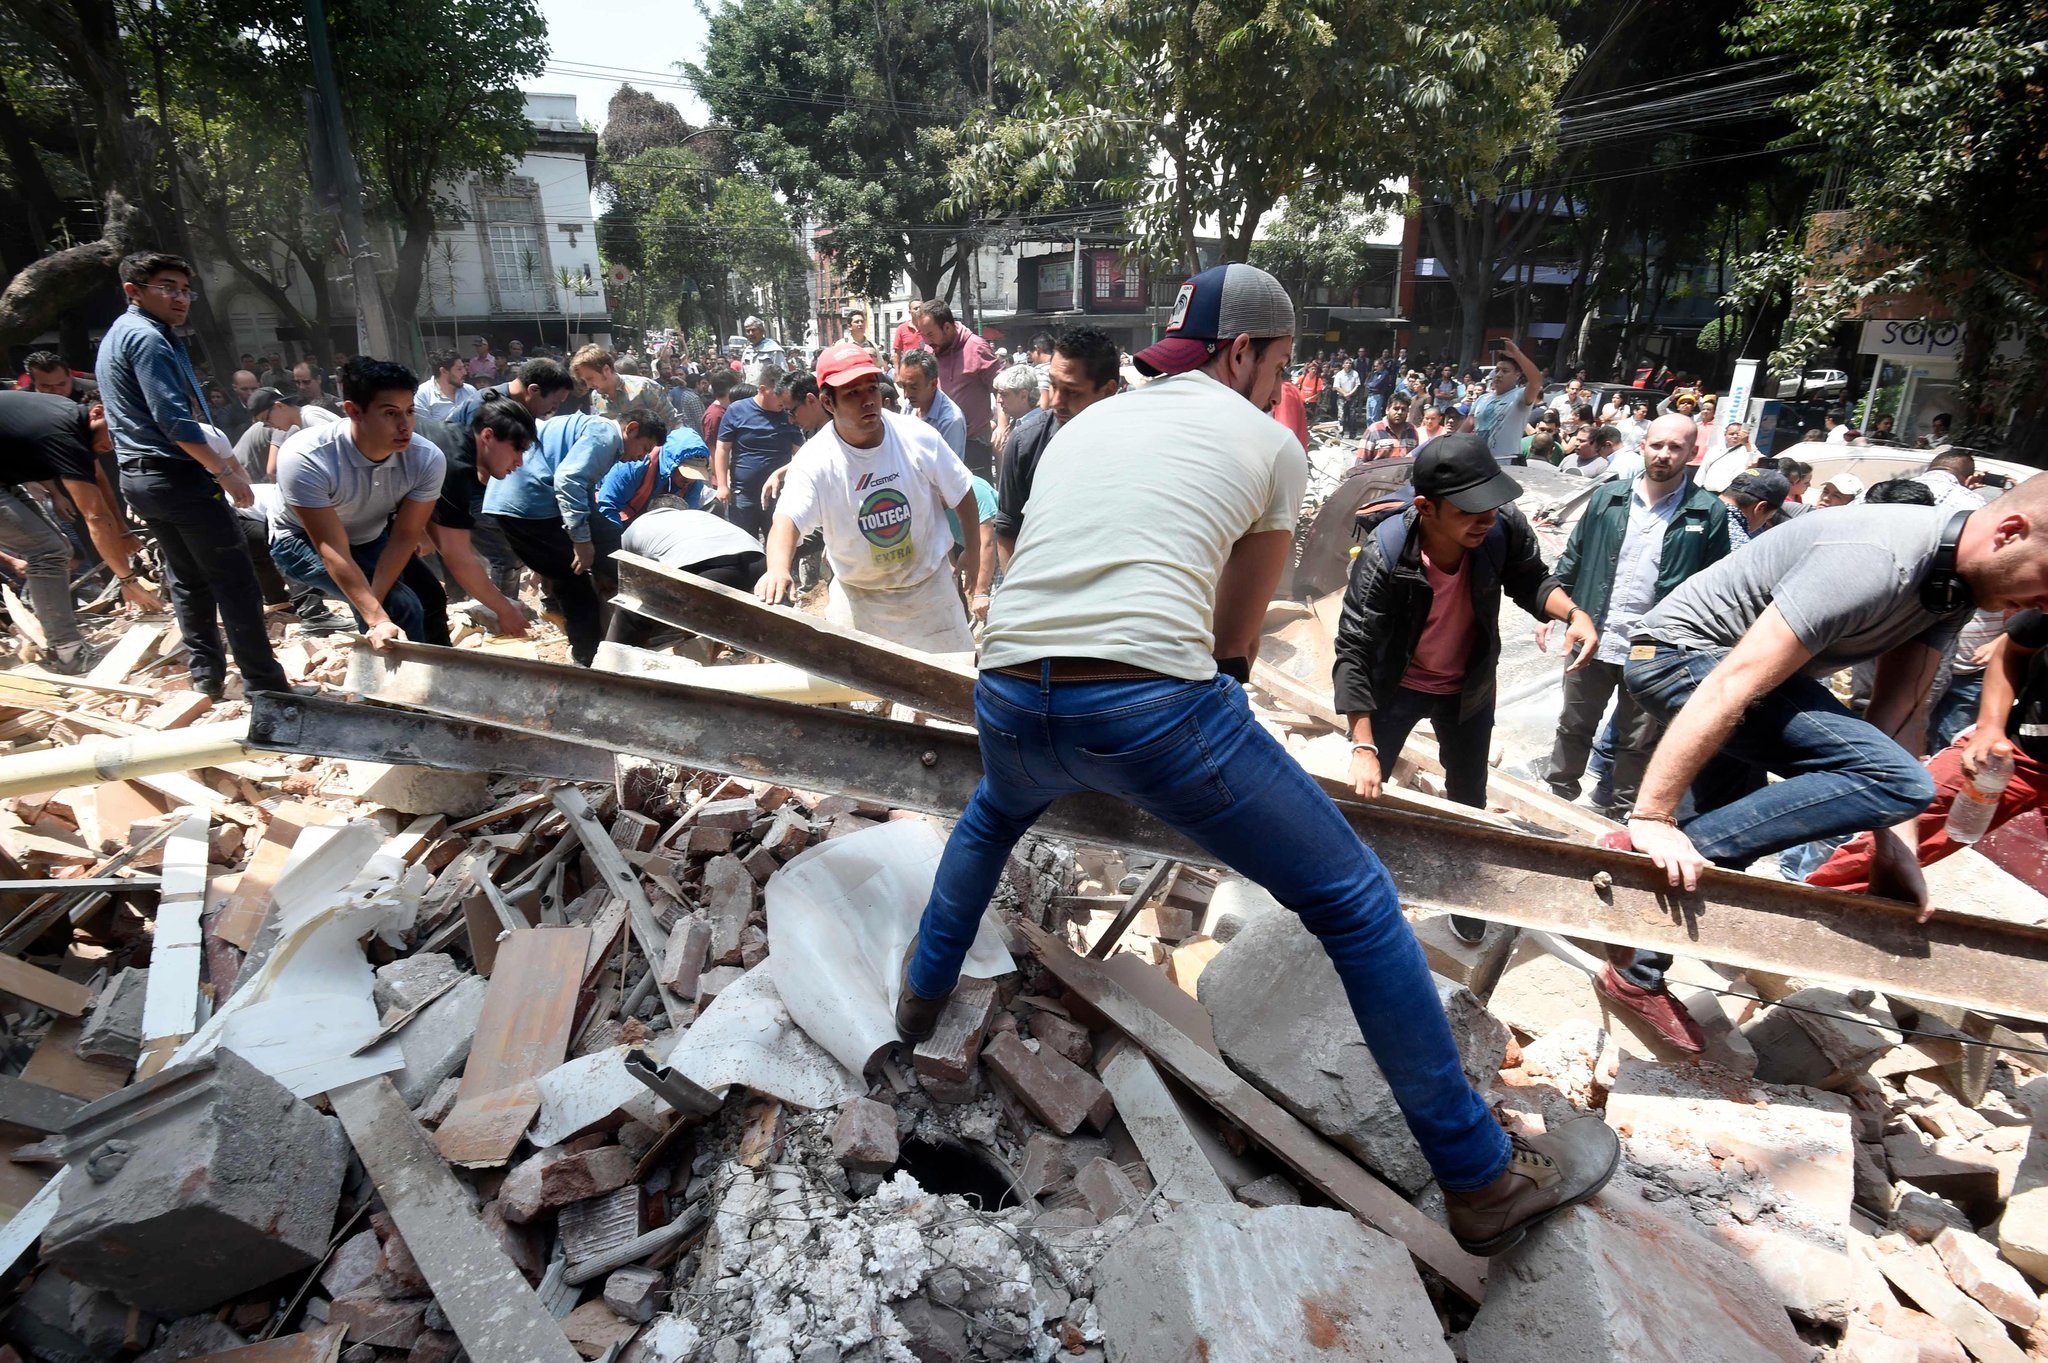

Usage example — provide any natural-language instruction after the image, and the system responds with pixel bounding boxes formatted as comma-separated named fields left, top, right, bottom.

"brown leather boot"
left=894, top=935, right=952, bottom=1043
left=1443, top=1117, right=1621, bottom=1255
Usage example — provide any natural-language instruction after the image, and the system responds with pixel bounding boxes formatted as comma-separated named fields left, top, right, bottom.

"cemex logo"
left=857, top=488, right=912, bottom=548
left=854, top=471, right=901, bottom=492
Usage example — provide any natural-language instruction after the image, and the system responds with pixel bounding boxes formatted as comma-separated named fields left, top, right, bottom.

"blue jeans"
left=270, top=530, right=429, bottom=641
left=1929, top=672, right=1983, bottom=751
left=1623, top=645, right=1935, bottom=868
left=1366, top=392, right=1387, bottom=424
left=908, top=667, right=1511, bottom=1191
left=1368, top=686, right=1494, bottom=809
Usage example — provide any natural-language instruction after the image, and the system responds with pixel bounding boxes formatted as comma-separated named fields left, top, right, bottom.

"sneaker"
left=1592, top=963, right=1707, bottom=1053
left=1445, top=1117, right=1621, bottom=1255
left=1448, top=916, right=1488, bottom=945
left=894, top=934, right=951, bottom=1044
left=43, top=641, right=100, bottom=676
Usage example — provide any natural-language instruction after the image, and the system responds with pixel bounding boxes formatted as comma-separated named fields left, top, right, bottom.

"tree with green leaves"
left=691, top=0, right=998, bottom=303
left=947, top=0, right=1566, bottom=281
left=159, top=0, right=548, bottom=326
left=1726, top=0, right=2048, bottom=451
left=1249, top=197, right=1396, bottom=308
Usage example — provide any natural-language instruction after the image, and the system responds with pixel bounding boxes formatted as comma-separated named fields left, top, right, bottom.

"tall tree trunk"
left=0, top=87, right=66, bottom=255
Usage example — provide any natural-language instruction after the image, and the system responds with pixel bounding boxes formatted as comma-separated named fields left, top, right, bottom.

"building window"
left=488, top=220, right=546, bottom=308
left=1093, top=255, right=1112, bottom=302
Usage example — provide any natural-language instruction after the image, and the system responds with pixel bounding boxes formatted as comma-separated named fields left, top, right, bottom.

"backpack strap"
left=621, top=453, right=665, bottom=524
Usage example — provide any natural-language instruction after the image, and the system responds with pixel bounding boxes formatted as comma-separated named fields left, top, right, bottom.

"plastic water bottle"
left=1944, top=740, right=2016, bottom=844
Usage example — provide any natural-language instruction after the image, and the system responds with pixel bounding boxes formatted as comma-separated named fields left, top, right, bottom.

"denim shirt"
left=95, top=304, right=210, bottom=468
left=481, top=411, right=620, bottom=542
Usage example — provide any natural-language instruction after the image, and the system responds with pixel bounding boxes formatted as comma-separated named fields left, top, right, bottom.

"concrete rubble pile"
left=0, top=612, right=2041, bottom=1363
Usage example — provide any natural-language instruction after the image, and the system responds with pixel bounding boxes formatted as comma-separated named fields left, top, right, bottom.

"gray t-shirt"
left=620, top=507, right=763, bottom=567
left=1638, top=503, right=1971, bottom=675
left=272, top=420, right=444, bottom=546
left=1471, top=387, right=1533, bottom=466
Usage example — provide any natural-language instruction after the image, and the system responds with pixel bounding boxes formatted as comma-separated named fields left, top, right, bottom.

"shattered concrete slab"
left=1092, top=1202, right=1454, bottom=1363
left=1462, top=1196, right=1810, bottom=1363
left=1604, top=1055, right=1854, bottom=1324
left=41, top=1050, right=349, bottom=1316
left=1197, top=907, right=1507, bottom=1193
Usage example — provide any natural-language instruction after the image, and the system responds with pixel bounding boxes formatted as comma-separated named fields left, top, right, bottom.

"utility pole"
left=303, top=0, right=401, bottom=362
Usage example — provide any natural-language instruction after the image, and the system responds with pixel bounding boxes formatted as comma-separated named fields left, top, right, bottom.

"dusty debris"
left=2, top=593, right=2046, bottom=1363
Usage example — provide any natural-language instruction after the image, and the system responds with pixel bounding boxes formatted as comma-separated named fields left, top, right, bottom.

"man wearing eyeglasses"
left=95, top=250, right=290, bottom=699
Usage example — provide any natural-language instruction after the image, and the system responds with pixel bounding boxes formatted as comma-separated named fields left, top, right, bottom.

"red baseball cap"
left=814, top=341, right=883, bottom=389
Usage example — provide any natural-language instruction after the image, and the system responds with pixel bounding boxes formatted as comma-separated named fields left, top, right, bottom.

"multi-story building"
left=207, top=93, right=611, bottom=364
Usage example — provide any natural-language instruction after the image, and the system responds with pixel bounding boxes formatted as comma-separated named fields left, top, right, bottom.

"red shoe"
left=1593, top=963, right=1706, bottom=1054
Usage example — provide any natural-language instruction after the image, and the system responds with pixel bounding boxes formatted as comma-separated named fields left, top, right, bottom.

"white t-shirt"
left=776, top=409, right=972, bottom=591
left=981, top=369, right=1308, bottom=682
left=272, top=420, right=444, bottom=545
left=1471, top=387, right=1534, bottom=466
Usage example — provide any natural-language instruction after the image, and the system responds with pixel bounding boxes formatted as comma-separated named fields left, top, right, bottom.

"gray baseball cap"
left=1135, top=263, right=1296, bottom=377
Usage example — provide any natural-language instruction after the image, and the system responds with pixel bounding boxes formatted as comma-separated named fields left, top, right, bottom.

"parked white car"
left=1797, top=368, right=1849, bottom=399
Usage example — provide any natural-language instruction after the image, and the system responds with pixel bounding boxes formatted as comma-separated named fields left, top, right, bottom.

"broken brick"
left=983, top=1031, right=1114, bottom=1134
left=911, top=976, right=999, bottom=1084
left=702, top=855, right=755, bottom=965
left=1932, top=1227, right=2040, bottom=1328
left=832, top=1096, right=899, bottom=1174
left=1074, top=1157, right=1144, bottom=1221
left=501, top=1146, right=638, bottom=1224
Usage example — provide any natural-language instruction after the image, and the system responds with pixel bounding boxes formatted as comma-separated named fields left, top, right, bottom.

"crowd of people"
left=6, top=248, right=2045, bottom=1268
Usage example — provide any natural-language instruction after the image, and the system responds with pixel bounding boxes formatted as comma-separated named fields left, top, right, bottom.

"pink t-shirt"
left=1400, top=547, right=1475, bottom=695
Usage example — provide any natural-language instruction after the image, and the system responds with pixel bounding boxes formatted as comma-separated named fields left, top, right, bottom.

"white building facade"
left=208, top=93, right=612, bottom=364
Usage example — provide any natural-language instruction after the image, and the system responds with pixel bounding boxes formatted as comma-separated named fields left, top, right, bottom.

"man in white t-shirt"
left=755, top=341, right=981, bottom=653
left=892, top=262, right=1619, bottom=1257
left=270, top=357, right=447, bottom=648
left=1469, top=337, right=1543, bottom=466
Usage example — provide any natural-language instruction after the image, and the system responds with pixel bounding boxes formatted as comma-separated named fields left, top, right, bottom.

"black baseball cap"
left=245, top=386, right=300, bottom=417
left=1414, top=434, right=1522, bottom=513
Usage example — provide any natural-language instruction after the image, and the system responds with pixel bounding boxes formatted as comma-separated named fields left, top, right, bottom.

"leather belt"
left=990, top=658, right=1168, bottom=682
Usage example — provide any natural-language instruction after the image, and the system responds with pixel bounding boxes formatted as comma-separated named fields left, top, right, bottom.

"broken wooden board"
left=0, top=1074, right=86, bottom=1134
left=213, top=831, right=298, bottom=951
left=0, top=954, right=93, bottom=1017
left=432, top=926, right=589, bottom=1166
left=20, top=1017, right=131, bottom=1100
left=137, top=811, right=210, bottom=1077
left=187, top=1324, right=346, bottom=1363
left=331, top=1078, right=583, bottom=1363
left=1018, top=919, right=1487, bottom=1303
left=1098, top=1042, right=1233, bottom=1208
left=86, top=625, right=164, bottom=686
left=552, top=786, right=684, bottom=1023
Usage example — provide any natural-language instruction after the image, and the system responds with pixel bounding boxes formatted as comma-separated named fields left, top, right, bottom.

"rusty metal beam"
left=244, top=691, right=614, bottom=783
left=339, top=640, right=2048, bottom=1023
left=612, top=553, right=977, bottom=719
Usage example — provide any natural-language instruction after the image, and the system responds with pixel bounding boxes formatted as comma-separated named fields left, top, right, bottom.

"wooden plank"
left=1017, top=920, right=1487, bottom=1304
left=86, top=625, right=163, bottom=686
left=462, top=890, right=503, bottom=976
left=19, top=1017, right=131, bottom=1100
left=137, top=811, right=210, bottom=1074
left=551, top=787, right=684, bottom=1023
left=140, top=690, right=215, bottom=731
left=1098, top=1042, right=1233, bottom=1208
left=6, top=665, right=157, bottom=699
left=0, top=955, right=94, bottom=1017
left=330, top=1078, right=583, bottom=1363
left=432, top=926, right=588, bottom=1166
left=189, top=1325, right=346, bottom=1363
left=449, top=792, right=552, bottom=836
left=213, top=833, right=297, bottom=951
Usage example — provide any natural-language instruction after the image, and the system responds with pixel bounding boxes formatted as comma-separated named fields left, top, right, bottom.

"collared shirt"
left=1914, top=468, right=1987, bottom=514
left=740, top=340, right=786, bottom=387
left=931, top=325, right=999, bottom=437
left=95, top=304, right=210, bottom=467
left=587, top=372, right=677, bottom=426
left=1596, top=477, right=1685, bottom=664
left=415, top=378, right=479, bottom=424
left=481, top=411, right=621, bottom=542
left=913, top=388, right=967, bottom=459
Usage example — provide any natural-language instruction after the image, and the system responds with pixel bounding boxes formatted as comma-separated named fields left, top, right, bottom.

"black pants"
left=235, top=513, right=328, bottom=620
left=605, top=551, right=763, bottom=647
left=120, top=460, right=286, bottom=692
left=964, top=434, right=995, bottom=481
left=492, top=513, right=606, bottom=666
left=1544, top=657, right=1659, bottom=812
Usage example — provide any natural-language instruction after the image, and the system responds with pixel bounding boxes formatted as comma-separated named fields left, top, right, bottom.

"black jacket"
left=1332, top=501, right=1561, bottom=721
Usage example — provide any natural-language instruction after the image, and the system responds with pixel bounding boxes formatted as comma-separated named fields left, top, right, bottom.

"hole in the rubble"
left=893, top=1136, right=1022, bottom=1210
